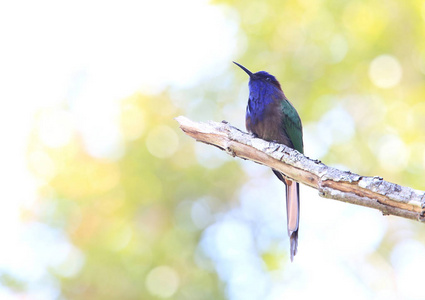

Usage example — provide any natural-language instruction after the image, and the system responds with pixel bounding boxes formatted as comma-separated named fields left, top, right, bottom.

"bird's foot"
left=419, top=211, right=425, bottom=222
left=226, top=146, right=236, bottom=157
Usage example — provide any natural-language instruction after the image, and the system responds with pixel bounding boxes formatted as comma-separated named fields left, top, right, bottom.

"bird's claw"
left=226, top=147, right=236, bottom=157
left=419, top=211, right=425, bottom=222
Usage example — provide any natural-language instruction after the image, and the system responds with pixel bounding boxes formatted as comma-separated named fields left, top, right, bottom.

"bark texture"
left=176, top=116, right=425, bottom=223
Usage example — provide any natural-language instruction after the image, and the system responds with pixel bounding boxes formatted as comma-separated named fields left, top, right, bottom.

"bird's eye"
left=266, top=77, right=271, bottom=81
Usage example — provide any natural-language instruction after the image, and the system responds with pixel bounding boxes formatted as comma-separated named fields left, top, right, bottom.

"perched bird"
left=234, top=62, right=304, bottom=262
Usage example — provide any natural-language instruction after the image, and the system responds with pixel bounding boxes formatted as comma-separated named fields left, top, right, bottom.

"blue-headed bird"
left=234, top=62, right=304, bottom=261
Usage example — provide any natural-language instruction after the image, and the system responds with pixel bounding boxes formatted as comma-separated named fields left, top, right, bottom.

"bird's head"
left=233, top=61, right=282, bottom=91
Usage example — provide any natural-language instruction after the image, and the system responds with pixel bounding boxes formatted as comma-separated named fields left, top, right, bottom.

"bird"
left=233, top=61, right=304, bottom=262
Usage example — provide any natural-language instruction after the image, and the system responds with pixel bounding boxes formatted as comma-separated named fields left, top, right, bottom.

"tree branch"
left=176, top=116, right=425, bottom=223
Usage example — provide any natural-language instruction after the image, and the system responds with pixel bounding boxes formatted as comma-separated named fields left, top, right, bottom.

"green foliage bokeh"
left=22, top=0, right=425, bottom=299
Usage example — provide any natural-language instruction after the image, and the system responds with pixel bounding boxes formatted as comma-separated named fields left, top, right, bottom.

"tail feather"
left=290, top=230, right=298, bottom=262
left=286, top=180, right=300, bottom=262
left=272, top=170, right=300, bottom=262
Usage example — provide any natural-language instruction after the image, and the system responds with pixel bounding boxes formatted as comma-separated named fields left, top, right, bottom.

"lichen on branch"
left=176, top=116, right=425, bottom=223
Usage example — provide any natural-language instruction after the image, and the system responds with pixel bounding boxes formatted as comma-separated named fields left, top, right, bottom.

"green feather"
left=281, top=99, right=304, bottom=154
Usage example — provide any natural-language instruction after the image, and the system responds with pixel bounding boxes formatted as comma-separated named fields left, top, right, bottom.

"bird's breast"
left=246, top=97, right=294, bottom=148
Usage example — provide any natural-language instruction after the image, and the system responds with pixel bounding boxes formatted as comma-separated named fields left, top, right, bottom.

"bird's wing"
left=280, top=99, right=304, bottom=154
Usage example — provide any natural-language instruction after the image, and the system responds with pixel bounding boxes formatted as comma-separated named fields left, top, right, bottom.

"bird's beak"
left=233, top=61, right=253, bottom=77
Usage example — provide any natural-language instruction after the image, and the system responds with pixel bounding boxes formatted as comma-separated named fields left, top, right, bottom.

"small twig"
left=176, top=116, right=425, bottom=223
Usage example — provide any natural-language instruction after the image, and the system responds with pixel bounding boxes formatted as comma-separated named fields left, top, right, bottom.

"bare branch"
left=176, top=116, right=425, bottom=223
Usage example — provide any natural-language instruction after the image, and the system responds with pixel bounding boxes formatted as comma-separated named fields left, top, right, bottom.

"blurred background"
left=1, top=0, right=425, bottom=299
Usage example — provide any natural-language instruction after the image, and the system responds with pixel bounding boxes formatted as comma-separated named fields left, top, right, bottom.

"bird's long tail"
left=272, top=170, right=300, bottom=262
left=285, top=179, right=299, bottom=262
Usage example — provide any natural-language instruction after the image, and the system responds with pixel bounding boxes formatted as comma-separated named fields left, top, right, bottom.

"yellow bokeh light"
left=121, top=103, right=146, bottom=141
left=28, top=149, right=56, bottom=181
left=145, top=265, right=179, bottom=298
left=369, top=54, right=403, bottom=89
left=146, top=125, right=179, bottom=159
